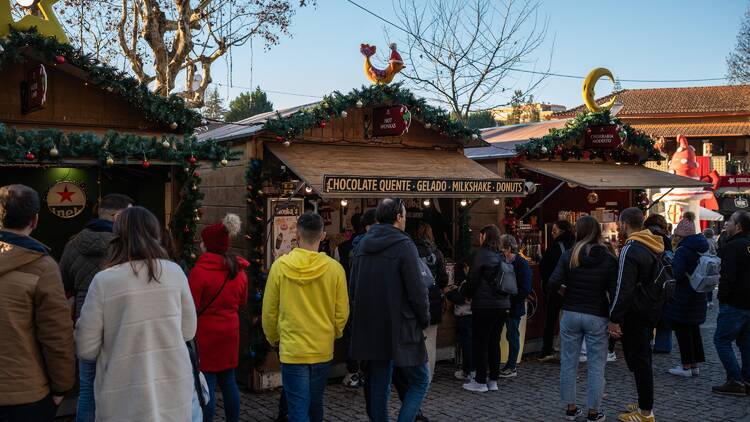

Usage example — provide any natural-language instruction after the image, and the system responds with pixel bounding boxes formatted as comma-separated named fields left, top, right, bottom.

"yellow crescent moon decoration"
left=582, top=67, right=616, bottom=112
left=0, top=0, right=69, bottom=43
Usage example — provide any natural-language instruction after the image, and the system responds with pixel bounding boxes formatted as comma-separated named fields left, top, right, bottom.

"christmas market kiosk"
left=466, top=69, right=709, bottom=350
left=0, top=28, right=232, bottom=266
left=196, top=81, right=528, bottom=389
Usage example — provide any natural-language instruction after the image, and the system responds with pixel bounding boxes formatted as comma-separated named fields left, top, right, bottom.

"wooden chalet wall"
left=468, top=159, right=507, bottom=242
left=0, top=59, right=165, bottom=135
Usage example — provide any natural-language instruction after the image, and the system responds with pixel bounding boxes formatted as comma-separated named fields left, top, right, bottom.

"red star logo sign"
left=56, top=185, right=75, bottom=203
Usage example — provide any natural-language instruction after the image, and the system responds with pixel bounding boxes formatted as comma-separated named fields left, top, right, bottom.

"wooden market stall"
left=0, top=29, right=231, bottom=265
left=196, top=83, right=528, bottom=389
left=465, top=70, right=710, bottom=351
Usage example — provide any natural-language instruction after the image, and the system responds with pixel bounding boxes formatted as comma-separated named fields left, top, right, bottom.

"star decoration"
left=56, top=185, right=75, bottom=202
left=0, top=0, right=69, bottom=43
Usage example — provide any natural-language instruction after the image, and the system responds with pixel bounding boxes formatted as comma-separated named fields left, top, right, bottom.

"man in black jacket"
left=712, top=211, right=750, bottom=396
left=538, top=220, right=575, bottom=362
left=349, top=198, right=430, bottom=422
left=609, top=207, right=663, bottom=422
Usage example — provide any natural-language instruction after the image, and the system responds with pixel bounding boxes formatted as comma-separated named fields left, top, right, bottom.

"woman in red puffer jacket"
left=189, top=213, right=248, bottom=422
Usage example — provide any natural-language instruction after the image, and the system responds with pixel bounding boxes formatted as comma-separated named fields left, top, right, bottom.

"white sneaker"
left=607, top=352, right=617, bottom=362
left=454, top=370, right=467, bottom=380
left=487, top=381, right=498, bottom=391
left=579, top=354, right=588, bottom=363
left=462, top=380, right=489, bottom=393
left=342, top=372, right=362, bottom=387
left=668, top=365, right=693, bottom=377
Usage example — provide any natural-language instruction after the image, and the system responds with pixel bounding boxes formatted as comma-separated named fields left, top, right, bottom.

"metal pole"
left=518, top=181, right=565, bottom=221
left=645, top=187, right=674, bottom=212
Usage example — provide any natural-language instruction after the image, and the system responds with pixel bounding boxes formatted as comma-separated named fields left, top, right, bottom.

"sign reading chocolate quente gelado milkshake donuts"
left=324, top=175, right=525, bottom=196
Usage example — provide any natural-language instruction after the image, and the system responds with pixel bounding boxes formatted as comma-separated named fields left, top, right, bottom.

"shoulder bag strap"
left=197, top=272, right=232, bottom=317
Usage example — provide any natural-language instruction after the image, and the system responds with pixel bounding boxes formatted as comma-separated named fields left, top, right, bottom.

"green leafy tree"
left=526, top=94, right=540, bottom=122
left=728, top=5, right=750, bottom=83
left=224, top=87, right=275, bottom=122
left=506, top=90, right=526, bottom=125
left=467, top=110, right=497, bottom=129
left=202, top=87, right=227, bottom=121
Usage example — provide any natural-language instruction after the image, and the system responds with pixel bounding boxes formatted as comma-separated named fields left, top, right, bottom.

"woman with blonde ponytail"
left=548, top=216, right=618, bottom=422
left=188, top=214, right=249, bottom=422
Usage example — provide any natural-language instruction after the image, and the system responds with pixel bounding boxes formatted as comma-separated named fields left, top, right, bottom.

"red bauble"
left=142, top=159, right=150, bottom=168
left=194, top=171, right=200, bottom=177
left=320, top=121, right=327, bottom=129
left=275, top=135, right=284, bottom=142
left=189, top=156, right=197, bottom=164
left=183, top=226, right=191, bottom=233
left=582, top=151, right=591, bottom=160
left=586, top=128, right=592, bottom=135
left=25, top=152, right=35, bottom=161
left=54, top=55, right=65, bottom=64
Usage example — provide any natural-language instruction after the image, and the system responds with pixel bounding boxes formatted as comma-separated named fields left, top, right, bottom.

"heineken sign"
left=324, top=175, right=525, bottom=196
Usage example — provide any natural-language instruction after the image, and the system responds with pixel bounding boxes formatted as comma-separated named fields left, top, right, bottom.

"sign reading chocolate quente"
left=324, top=175, right=525, bottom=196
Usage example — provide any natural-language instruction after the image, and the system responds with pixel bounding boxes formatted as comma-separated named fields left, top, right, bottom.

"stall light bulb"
left=460, top=199, right=468, bottom=207
left=304, top=186, right=313, bottom=194
left=423, top=199, right=431, bottom=207
left=16, top=0, right=36, bottom=7
left=340, top=199, right=348, bottom=207
left=493, top=198, right=501, bottom=206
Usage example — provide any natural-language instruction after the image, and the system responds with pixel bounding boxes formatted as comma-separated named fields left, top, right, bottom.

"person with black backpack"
left=413, top=221, right=449, bottom=381
left=609, top=207, right=665, bottom=422
left=462, top=225, right=511, bottom=393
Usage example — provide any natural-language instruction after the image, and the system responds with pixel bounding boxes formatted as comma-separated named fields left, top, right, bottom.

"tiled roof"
left=632, top=122, right=750, bottom=137
left=554, top=85, right=750, bottom=118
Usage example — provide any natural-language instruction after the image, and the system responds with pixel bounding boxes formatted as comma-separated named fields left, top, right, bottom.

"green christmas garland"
left=0, top=123, right=237, bottom=266
left=244, top=158, right=269, bottom=367
left=264, top=82, right=481, bottom=144
left=515, top=110, right=661, bottom=164
left=0, top=28, right=202, bottom=132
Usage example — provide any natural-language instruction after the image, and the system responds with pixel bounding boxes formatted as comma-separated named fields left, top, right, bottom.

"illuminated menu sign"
left=324, top=175, right=525, bottom=195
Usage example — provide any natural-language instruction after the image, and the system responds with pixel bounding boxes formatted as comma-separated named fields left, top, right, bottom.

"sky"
left=209, top=0, right=749, bottom=112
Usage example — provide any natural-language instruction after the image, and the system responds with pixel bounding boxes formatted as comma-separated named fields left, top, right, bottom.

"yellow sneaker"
left=618, top=410, right=655, bottom=422
left=625, top=403, right=639, bottom=412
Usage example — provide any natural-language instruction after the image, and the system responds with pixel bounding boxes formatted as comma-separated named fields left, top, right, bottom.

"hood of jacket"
left=274, top=248, right=334, bottom=285
left=577, top=244, right=615, bottom=268
left=351, top=233, right=365, bottom=252
left=628, top=229, right=665, bottom=254
left=358, top=224, right=411, bottom=255
left=676, top=233, right=709, bottom=253
left=85, top=218, right=114, bottom=233
left=195, top=251, right=250, bottom=272
left=73, top=228, right=114, bottom=257
left=0, top=231, right=49, bottom=278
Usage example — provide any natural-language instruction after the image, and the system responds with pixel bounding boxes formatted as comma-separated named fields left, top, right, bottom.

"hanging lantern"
left=493, top=198, right=501, bottom=206
left=162, top=139, right=171, bottom=148
left=460, top=199, right=468, bottom=207
left=340, top=199, right=348, bottom=207
left=49, top=146, right=59, bottom=157
left=305, top=186, right=313, bottom=194
left=423, top=199, right=431, bottom=207
left=220, top=158, right=228, bottom=166
left=106, top=156, right=114, bottom=166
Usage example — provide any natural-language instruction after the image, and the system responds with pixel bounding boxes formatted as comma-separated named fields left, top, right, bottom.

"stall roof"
left=520, top=161, right=710, bottom=190
left=268, top=143, right=516, bottom=198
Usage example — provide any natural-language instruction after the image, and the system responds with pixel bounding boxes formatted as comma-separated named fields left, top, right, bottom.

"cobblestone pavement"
left=224, top=304, right=750, bottom=422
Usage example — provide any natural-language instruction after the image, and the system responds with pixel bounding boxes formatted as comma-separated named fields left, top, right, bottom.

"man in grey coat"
left=349, top=198, right=431, bottom=422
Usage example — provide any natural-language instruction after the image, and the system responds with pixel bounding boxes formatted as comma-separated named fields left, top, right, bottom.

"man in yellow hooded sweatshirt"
left=609, top=207, right=665, bottom=422
left=262, top=212, right=349, bottom=422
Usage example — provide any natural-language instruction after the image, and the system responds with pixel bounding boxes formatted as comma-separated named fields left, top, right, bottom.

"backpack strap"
left=197, top=272, right=232, bottom=317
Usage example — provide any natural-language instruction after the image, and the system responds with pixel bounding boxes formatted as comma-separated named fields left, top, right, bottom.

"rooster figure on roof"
left=361, top=43, right=405, bottom=85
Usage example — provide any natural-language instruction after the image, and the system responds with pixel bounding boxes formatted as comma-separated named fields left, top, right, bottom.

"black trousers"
left=673, top=324, right=705, bottom=365
left=541, top=292, right=563, bottom=355
left=622, top=316, right=655, bottom=411
left=472, top=308, right=507, bottom=383
left=0, top=394, right=57, bottom=422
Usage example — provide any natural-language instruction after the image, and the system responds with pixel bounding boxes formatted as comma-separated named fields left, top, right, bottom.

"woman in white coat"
left=75, top=206, right=197, bottom=422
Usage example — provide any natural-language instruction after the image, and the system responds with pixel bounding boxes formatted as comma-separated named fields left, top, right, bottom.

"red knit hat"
left=389, top=43, right=403, bottom=64
left=201, top=214, right=241, bottom=253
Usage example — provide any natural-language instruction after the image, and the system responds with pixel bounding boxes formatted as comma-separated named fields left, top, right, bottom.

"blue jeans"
left=653, top=320, right=672, bottom=352
left=714, top=304, right=750, bottom=382
left=367, top=360, right=429, bottom=422
left=76, top=359, right=96, bottom=422
left=280, top=361, right=332, bottom=422
left=205, top=369, right=240, bottom=422
left=504, top=316, right=521, bottom=369
left=560, top=311, right=608, bottom=410
left=455, top=315, right=474, bottom=373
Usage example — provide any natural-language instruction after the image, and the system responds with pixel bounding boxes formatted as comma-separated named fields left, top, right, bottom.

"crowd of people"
left=1, top=182, right=750, bottom=422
